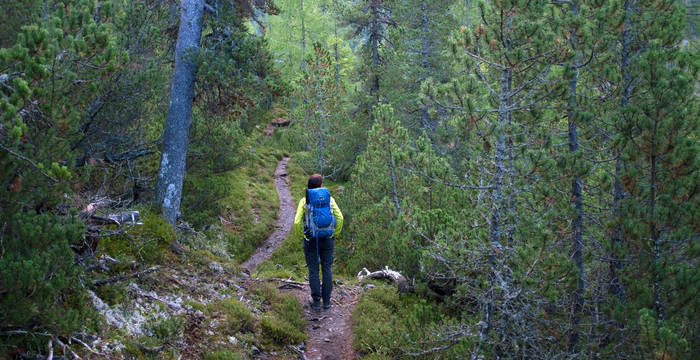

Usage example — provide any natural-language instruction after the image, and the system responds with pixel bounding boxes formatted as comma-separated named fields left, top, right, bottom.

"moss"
left=99, top=210, right=174, bottom=264
left=181, top=145, right=283, bottom=263
left=204, top=349, right=244, bottom=360
left=351, top=288, right=395, bottom=354
left=145, top=315, right=186, bottom=342
left=364, top=285, right=400, bottom=311
left=251, top=282, right=282, bottom=304
left=207, top=298, right=256, bottom=333
left=184, top=299, right=206, bottom=312
left=271, top=294, right=306, bottom=331
left=260, top=315, right=307, bottom=345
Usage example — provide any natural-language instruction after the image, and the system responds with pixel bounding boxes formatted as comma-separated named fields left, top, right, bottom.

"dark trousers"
left=303, top=236, right=334, bottom=303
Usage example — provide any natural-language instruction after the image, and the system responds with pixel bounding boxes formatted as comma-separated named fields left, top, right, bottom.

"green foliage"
left=352, top=285, right=467, bottom=358
left=207, top=298, right=256, bottom=334
left=260, top=316, right=307, bottom=346
left=204, top=349, right=244, bottom=360
left=182, top=147, right=282, bottom=262
left=145, top=315, right=186, bottom=343
left=0, top=212, right=94, bottom=350
left=249, top=282, right=307, bottom=346
left=100, top=211, right=174, bottom=263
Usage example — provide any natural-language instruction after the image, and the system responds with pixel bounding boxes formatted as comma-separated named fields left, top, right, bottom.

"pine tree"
left=611, top=1, right=699, bottom=356
left=294, top=42, right=349, bottom=176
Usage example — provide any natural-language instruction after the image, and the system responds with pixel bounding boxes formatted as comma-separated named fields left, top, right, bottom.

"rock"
left=209, top=262, right=224, bottom=272
left=251, top=345, right=261, bottom=355
left=240, top=271, right=250, bottom=280
left=363, top=284, right=375, bottom=291
left=228, top=336, right=238, bottom=345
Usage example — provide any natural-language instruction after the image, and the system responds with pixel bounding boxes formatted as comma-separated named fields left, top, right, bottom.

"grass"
left=249, top=282, right=307, bottom=346
left=351, top=284, right=471, bottom=359
left=206, top=298, right=256, bottom=334
left=181, top=145, right=285, bottom=263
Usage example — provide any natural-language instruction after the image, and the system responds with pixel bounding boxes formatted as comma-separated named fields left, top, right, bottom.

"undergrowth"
left=352, top=285, right=470, bottom=359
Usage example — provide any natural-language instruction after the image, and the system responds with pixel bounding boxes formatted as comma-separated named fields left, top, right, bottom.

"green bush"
left=207, top=298, right=255, bottom=333
left=352, top=288, right=396, bottom=355
left=260, top=316, right=307, bottom=345
left=272, top=294, right=306, bottom=331
left=0, top=212, right=94, bottom=352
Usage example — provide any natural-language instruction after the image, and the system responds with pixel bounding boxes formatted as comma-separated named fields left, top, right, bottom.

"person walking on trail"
left=294, top=174, right=343, bottom=311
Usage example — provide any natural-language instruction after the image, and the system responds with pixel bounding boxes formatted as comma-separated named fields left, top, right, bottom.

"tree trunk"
left=334, top=15, right=340, bottom=84
left=301, top=0, right=306, bottom=71
left=154, top=0, right=204, bottom=224
left=567, top=2, right=585, bottom=353
left=370, top=0, right=380, bottom=100
left=609, top=0, right=631, bottom=303
left=420, top=0, right=430, bottom=130
left=480, top=66, right=511, bottom=346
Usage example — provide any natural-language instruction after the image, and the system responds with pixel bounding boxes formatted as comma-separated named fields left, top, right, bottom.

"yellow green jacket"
left=294, top=196, right=343, bottom=240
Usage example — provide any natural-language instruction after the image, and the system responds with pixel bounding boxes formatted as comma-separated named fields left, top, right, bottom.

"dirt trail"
left=242, top=157, right=294, bottom=273
left=284, top=283, right=359, bottom=360
left=244, top=157, right=359, bottom=360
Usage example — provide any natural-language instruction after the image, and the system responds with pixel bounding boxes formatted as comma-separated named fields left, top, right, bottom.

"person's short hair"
left=308, top=174, right=323, bottom=189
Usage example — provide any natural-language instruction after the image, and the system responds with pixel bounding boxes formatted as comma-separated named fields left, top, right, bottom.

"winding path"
left=243, top=157, right=358, bottom=360
left=242, top=157, right=294, bottom=273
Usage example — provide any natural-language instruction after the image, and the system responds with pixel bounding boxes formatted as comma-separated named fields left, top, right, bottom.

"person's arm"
left=294, top=198, right=306, bottom=240
left=330, top=197, right=343, bottom=236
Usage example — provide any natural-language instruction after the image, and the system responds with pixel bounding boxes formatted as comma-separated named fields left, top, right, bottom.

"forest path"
left=282, top=282, right=360, bottom=360
left=242, top=157, right=294, bottom=273
left=243, top=157, right=359, bottom=360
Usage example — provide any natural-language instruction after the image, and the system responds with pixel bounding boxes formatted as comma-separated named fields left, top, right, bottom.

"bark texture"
left=155, top=0, right=205, bottom=224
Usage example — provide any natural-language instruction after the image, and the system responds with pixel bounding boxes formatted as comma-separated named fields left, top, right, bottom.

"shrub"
left=204, top=349, right=244, bottom=360
left=260, top=316, right=307, bottom=345
left=0, top=212, right=94, bottom=352
left=207, top=298, right=255, bottom=333
left=272, top=294, right=306, bottom=331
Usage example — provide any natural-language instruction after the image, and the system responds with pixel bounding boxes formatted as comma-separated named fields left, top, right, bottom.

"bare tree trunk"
left=480, top=66, right=511, bottom=346
left=316, top=71, right=325, bottom=174
left=154, top=0, right=204, bottom=224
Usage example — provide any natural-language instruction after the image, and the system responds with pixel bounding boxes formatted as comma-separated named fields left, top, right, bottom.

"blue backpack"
left=304, top=187, right=336, bottom=240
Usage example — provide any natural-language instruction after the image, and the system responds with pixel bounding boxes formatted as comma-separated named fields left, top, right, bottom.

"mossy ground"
left=87, top=145, right=311, bottom=359
left=351, top=284, right=470, bottom=359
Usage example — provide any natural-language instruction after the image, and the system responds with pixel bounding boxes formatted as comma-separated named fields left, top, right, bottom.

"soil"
left=282, top=284, right=359, bottom=360
left=244, top=157, right=359, bottom=360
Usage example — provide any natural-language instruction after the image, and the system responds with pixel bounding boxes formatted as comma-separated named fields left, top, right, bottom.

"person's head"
left=307, top=174, right=323, bottom=189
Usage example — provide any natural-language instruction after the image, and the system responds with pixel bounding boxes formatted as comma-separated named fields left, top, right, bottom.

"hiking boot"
left=323, top=300, right=331, bottom=310
left=311, top=299, right=321, bottom=311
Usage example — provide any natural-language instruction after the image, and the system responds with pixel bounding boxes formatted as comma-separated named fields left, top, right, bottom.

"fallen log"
left=357, top=266, right=414, bottom=293
left=92, top=266, right=160, bottom=287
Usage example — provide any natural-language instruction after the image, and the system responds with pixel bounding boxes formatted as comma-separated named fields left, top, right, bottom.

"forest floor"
left=87, top=155, right=361, bottom=360
left=245, top=157, right=360, bottom=360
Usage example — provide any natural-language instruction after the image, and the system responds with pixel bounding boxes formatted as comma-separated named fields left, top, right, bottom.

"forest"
left=0, top=0, right=698, bottom=359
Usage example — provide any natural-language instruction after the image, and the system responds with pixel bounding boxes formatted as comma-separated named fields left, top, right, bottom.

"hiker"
left=294, top=174, right=343, bottom=310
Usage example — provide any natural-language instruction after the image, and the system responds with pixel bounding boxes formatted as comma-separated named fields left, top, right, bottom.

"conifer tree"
left=0, top=0, right=120, bottom=349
